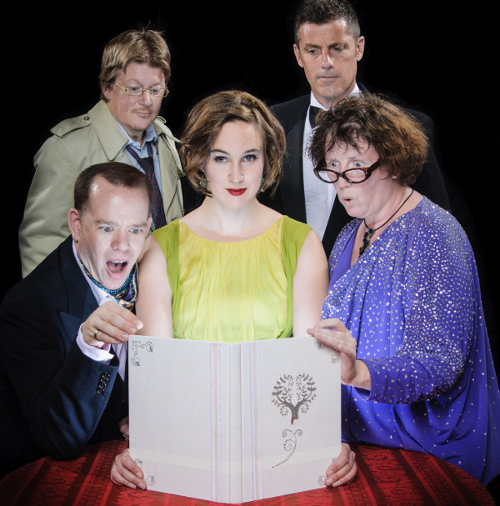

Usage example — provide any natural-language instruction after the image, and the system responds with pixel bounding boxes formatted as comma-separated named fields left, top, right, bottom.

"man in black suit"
left=0, top=162, right=153, bottom=477
left=264, top=0, right=450, bottom=256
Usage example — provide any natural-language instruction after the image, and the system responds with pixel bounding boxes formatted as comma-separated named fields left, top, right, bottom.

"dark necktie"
left=309, top=105, right=322, bottom=128
left=125, top=142, right=167, bottom=229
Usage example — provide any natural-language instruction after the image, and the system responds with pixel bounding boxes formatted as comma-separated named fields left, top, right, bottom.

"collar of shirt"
left=115, top=118, right=163, bottom=193
left=309, top=82, right=361, bottom=112
left=302, top=84, right=362, bottom=240
left=73, top=240, right=115, bottom=306
left=116, top=121, right=158, bottom=156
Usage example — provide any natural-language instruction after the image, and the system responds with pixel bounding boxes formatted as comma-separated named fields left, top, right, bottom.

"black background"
left=4, top=1, right=498, bottom=366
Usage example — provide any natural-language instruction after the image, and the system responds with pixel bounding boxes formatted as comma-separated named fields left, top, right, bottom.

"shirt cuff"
left=76, top=325, right=114, bottom=362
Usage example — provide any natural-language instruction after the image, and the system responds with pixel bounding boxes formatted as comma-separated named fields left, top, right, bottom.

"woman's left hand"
left=307, top=318, right=370, bottom=390
left=324, top=442, right=357, bottom=487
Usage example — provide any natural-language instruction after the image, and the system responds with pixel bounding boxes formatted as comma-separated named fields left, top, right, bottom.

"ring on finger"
left=94, top=329, right=101, bottom=342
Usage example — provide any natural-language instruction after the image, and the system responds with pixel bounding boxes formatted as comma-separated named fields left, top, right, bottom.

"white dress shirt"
left=302, top=85, right=360, bottom=240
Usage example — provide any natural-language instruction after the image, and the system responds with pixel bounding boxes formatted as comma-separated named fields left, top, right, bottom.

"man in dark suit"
left=263, top=0, right=450, bottom=256
left=0, top=162, right=153, bottom=477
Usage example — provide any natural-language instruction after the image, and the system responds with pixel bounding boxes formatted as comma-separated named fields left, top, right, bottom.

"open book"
left=129, top=336, right=341, bottom=503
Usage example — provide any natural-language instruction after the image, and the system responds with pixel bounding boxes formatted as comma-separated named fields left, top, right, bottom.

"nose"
left=335, top=172, right=351, bottom=189
left=229, top=163, right=244, bottom=183
left=139, top=89, right=153, bottom=106
left=321, top=52, right=334, bottom=68
left=111, top=229, right=129, bottom=251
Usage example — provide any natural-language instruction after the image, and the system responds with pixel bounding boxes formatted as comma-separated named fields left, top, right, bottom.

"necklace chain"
left=359, top=189, right=414, bottom=256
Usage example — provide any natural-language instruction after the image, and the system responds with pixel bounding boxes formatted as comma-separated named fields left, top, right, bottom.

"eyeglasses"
left=114, top=82, right=169, bottom=98
left=314, top=160, right=381, bottom=184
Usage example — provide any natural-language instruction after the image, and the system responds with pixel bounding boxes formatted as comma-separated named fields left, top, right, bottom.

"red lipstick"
left=227, top=188, right=246, bottom=196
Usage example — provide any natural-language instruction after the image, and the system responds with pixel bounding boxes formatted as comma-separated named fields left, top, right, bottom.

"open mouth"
left=107, top=260, right=128, bottom=276
left=227, top=188, right=247, bottom=196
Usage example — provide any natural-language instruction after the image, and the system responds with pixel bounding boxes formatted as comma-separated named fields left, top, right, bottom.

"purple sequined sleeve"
left=323, top=197, right=500, bottom=484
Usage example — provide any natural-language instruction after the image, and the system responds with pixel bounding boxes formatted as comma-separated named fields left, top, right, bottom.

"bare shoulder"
left=300, top=229, right=327, bottom=262
left=138, top=235, right=165, bottom=265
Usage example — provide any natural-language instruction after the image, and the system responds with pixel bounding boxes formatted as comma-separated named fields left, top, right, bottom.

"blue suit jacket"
left=262, top=91, right=450, bottom=256
left=0, top=237, right=127, bottom=477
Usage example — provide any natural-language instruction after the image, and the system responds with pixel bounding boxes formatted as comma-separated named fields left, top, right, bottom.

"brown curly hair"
left=180, top=90, right=286, bottom=197
left=309, top=94, right=428, bottom=186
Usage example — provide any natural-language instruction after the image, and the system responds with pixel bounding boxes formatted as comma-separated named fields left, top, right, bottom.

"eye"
left=213, top=155, right=227, bottom=163
left=243, top=154, right=258, bottom=162
left=130, top=228, right=142, bottom=235
left=100, top=226, right=113, bottom=233
left=128, top=86, right=141, bottom=92
left=327, top=161, right=339, bottom=168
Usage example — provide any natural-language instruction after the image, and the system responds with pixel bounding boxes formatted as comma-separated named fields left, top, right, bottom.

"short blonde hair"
left=99, top=29, right=171, bottom=100
left=180, top=90, right=286, bottom=197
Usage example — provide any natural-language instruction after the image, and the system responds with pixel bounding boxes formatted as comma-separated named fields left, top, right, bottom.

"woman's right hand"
left=307, top=318, right=371, bottom=390
left=110, top=449, right=147, bottom=490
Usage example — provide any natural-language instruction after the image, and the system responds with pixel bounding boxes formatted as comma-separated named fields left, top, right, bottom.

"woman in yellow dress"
left=111, top=90, right=356, bottom=489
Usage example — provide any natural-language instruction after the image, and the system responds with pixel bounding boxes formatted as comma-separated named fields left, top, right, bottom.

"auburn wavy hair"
left=309, top=94, right=428, bottom=186
left=180, top=90, right=286, bottom=197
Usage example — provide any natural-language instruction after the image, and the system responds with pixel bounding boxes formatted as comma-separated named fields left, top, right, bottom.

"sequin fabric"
left=323, top=197, right=500, bottom=485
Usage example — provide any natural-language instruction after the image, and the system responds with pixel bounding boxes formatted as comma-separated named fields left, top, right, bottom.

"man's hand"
left=81, top=301, right=143, bottom=346
left=111, top=449, right=147, bottom=490
left=324, top=443, right=357, bottom=487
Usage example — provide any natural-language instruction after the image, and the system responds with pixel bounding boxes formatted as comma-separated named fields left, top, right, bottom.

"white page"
left=129, top=336, right=341, bottom=503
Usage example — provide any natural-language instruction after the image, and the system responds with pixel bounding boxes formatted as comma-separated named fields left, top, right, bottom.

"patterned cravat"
left=79, top=261, right=138, bottom=311
left=125, top=142, right=167, bottom=229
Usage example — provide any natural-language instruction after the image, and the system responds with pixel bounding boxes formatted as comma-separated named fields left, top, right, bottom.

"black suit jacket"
left=0, top=237, right=127, bottom=477
left=263, top=91, right=450, bottom=256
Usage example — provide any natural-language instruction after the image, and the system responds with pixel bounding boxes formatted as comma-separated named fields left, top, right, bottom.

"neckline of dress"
left=353, top=196, right=425, bottom=248
left=179, top=215, right=284, bottom=244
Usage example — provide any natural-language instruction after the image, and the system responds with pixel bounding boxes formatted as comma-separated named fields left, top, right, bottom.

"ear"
left=101, top=80, right=112, bottom=101
left=146, top=216, right=153, bottom=232
left=355, top=36, right=365, bottom=62
left=68, top=208, right=82, bottom=242
left=293, top=44, right=305, bottom=68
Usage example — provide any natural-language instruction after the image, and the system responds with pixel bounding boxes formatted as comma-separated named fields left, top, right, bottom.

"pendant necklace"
left=359, top=189, right=414, bottom=256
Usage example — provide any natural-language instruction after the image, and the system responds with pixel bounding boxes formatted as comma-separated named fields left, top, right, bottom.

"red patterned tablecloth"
left=0, top=439, right=493, bottom=505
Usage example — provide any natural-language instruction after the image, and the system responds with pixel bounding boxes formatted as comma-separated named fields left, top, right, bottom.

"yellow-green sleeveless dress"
left=152, top=216, right=311, bottom=343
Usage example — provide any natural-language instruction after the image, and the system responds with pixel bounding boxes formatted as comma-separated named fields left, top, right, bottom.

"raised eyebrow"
left=94, top=220, right=117, bottom=228
left=329, top=42, right=347, bottom=49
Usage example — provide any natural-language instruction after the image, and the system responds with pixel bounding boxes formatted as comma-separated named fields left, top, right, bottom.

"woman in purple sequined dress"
left=306, top=94, right=500, bottom=485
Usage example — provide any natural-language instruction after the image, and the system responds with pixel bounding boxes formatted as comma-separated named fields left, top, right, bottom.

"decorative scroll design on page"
left=272, top=429, right=303, bottom=468
left=131, top=340, right=154, bottom=366
left=271, top=374, right=317, bottom=424
left=317, top=341, right=340, bottom=363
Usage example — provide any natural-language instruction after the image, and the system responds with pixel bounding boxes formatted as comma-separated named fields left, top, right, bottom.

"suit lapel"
left=280, top=116, right=307, bottom=222
left=275, top=96, right=310, bottom=222
left=58, top=238, right=98, bottom=338
left=322, top=196, right=351, bottom=257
